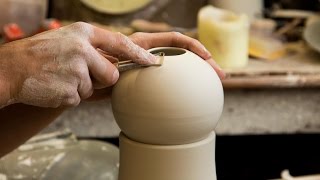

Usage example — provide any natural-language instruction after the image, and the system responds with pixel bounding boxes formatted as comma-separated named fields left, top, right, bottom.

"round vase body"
left=111, top=47, right=224, bottom=145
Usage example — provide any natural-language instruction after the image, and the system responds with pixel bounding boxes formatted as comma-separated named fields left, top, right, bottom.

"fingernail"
left=221, top=71, right=227, bottom=80
left=212, top=59, right=222, bottom=71
left=203, top=46, right=212, bottom=59
left=218, top=67, right=226, bottom=79
left=217, top=64, right=223, bottom=71
left=210, top=58, right=226, bottom=79
left=112, top=70, right=119, bottom=84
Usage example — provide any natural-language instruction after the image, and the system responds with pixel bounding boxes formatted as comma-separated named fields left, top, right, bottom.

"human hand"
left=0, top=22, right=157, bottom=108
left=129, top=32, right=226, bottom=79
left=88, top=32, right=226, bottom=101
left=89, top=32, right=226, bottom=100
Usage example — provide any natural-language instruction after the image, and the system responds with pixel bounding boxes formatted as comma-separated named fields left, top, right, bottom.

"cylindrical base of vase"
left=118, top=132, right=217, bottom=180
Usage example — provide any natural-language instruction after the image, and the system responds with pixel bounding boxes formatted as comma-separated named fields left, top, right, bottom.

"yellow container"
left=198, top=5, right=249, bottom=68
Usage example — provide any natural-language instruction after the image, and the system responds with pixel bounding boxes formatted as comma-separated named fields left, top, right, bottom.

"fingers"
left=90, top=27, right=157, bottom=65
left=73, top=61, right=94, bottom=100
left=205, top=58, right=226, bottom=80
left=85, top=46, right=120, bottom=89
left=129, top=32, right=211, bottom=59
left=130, top=32, right=226, bottom=79
left=97, top=49, right=119, bottom=63
left=63, top=23, right=120, bottom=97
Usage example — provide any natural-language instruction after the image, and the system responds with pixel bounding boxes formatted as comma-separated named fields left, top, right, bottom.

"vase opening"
left=150, top=47, right=186, bottom=56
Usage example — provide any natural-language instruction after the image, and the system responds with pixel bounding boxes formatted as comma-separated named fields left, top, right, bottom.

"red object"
left=38, top=19, right=62, bottom=33
left=46, top=19, right=61, bottom=30
left=3, top=23, right=25, bottom=42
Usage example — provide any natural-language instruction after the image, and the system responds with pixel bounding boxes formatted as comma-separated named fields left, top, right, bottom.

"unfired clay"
left=118, top=132, right=216, bottom=180
left=111, top=47, right=224, bottom=180
left=112, top=47, right=224, bottom=145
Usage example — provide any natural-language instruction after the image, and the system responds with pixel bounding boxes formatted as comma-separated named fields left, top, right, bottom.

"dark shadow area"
left=85, top=134, right=320, bottom=180
left=215, top=134, right=320, bottom=180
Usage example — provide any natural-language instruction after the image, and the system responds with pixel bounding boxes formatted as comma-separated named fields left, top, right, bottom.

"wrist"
left=0, top=45, right=19, bottom=108
left=0, top=68, right=15, bottom=108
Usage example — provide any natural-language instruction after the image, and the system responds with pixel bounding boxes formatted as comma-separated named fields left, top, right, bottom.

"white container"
left=0, top=0, right=48, bottom=35
left=198, top=5, right=249, bottom=68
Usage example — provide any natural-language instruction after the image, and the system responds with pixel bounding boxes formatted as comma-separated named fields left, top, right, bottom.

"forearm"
left=0, top=42, right=67, bottom=157
left=0, top=104, right=65, bottom=157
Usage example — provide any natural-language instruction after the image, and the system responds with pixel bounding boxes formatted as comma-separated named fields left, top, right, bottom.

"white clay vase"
left=112, top=47, right=224, bottom=180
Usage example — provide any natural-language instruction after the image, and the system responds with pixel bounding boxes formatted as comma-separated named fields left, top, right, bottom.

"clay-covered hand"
left=0, top=22, right=157, bottom=108
left=129, top=32, right=226, bottom=79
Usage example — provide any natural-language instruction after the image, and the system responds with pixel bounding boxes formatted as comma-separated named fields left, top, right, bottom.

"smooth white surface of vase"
left=112, top=47, right=224, bottom=180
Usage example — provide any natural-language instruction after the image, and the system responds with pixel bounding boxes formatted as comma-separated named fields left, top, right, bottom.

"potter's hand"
left=88, top=32, right=227, bottom=101
left=129, top=32, right=226, bottom=79
left=0, top=22, right=157, bottom=108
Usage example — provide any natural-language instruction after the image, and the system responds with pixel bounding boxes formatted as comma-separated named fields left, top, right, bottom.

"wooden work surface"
left=223, top=42, right=320, bottom=88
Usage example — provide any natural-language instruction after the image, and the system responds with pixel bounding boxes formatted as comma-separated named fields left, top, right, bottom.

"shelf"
left=222, top=42, right=320, bottom=89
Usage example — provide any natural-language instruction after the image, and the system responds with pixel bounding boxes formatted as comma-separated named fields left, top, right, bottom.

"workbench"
left=224, top=42, right=320, bottom=89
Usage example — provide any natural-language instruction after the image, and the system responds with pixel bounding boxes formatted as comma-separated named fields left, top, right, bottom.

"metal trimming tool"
left=99, top=50, right=165, bottom=72
left=115, top=52, right=165, bottom=72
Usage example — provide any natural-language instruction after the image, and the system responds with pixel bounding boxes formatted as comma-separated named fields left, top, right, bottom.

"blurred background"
left=1, top=0, right=320, bottom=179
